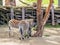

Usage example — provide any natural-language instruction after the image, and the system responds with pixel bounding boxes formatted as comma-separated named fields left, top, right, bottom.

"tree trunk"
left=33, top=0, right=43, bottom=37
left=34, top=0, right=54, bottom=37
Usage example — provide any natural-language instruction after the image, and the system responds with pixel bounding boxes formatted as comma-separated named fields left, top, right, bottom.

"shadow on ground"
left=0, top=25, right=60, bottom=45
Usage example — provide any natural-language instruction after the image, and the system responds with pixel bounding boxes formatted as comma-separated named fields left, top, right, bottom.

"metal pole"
left=22, top=7, right=25, bottom=20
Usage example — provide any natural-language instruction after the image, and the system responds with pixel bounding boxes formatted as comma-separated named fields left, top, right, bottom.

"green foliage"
left=32, top=25, right=37, bottom=31
left=19, top=0, right=58, bottom=6
left=25, top=0, right=36, bottom=3
left=42, top=0, right=58, bottom=5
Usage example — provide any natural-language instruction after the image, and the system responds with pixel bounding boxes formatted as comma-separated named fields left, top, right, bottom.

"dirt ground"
left=0, top=25, right=60, bottom=45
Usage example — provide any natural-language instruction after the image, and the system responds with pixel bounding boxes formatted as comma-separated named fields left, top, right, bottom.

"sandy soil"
left=0, top=25, right=60, bottom=45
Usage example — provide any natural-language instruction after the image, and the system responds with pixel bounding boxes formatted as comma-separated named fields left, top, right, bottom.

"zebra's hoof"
left=27, top=36, right=29, bottom=38
left=19, top=38, right=21, bottom=40
left=22, top=38, right=24, bottom=40
left=19, top=37, right=24, bottom=40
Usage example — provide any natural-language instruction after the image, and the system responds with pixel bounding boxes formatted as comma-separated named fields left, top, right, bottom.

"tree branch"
left=19, top=0, right=29, bottom=6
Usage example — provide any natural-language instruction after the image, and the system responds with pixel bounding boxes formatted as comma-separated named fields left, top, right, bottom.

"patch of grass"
left=32, top=23, right=60, bottom=31
left=0, top=24, right=8, bottom=27
left=44, top=35, right=50, bottom=37
left=45, top=24, right=60, bottom=28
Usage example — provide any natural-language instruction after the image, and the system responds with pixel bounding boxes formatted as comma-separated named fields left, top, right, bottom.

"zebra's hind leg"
left=28, top=27, right=31, bottom=37
left=19, top=28, right=25, bottom=40
left=24, top=29, right=29, bottom=39
left=9, top=26, right=14, bottom=38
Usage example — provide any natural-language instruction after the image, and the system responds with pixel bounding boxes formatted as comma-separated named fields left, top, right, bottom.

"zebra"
left=8, top=19, right=33, bottom=40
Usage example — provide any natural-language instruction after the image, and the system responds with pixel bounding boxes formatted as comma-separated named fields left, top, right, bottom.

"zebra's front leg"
left=19, top=26, right=24, bottom=40
left=8, top=26, right=14, bottom=37
left=8, top=26, right=11, bottom=37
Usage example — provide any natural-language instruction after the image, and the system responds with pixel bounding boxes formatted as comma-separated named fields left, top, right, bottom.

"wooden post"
left=51, top=3, right=55, bottom=25
left=22, top=7, right=25, bottom=20
left=58, top=0, right=60, bottom=7
left=10, top=7, right=14, bottom=19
